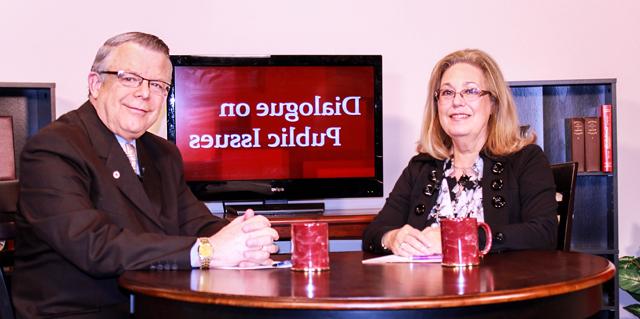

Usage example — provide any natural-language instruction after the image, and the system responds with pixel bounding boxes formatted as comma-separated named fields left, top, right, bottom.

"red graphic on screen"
left=174, top=66, right=376, bottom=181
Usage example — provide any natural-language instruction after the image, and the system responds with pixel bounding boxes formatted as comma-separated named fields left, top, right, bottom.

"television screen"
left=168, top=55, right=382, bottom=203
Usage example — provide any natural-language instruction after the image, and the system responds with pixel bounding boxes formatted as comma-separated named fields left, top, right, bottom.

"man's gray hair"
left=90, top=32, right=170, bottom=72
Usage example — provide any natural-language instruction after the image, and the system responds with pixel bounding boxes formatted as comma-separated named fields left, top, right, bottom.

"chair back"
left=0, top=180, right=18, bottom=319
left=0, top=115, right=17, bottom=319
left=550, top=162, right=579, bottom=251
left=0, top=222, right=16, bottom=319
left=0, top=212, right=15, bottom=319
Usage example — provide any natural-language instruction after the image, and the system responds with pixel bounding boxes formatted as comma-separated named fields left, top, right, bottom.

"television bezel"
left=167, top=55, right=383, bottom=202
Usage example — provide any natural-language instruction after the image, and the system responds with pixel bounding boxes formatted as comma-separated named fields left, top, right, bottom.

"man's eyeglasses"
left=434, top=88, right=492, bottom=103
left=98, top=70, right=171, bottom=96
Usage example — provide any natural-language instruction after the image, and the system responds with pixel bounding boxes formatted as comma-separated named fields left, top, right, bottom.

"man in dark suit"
left=12, top=32, right=279, bottom=319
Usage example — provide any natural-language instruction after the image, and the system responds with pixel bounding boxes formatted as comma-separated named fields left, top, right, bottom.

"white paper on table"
left=362, top=254, right=442, bottom=264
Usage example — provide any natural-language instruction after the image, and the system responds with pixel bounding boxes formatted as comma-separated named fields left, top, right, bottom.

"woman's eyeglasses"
left=434, top=88, right=492, bottom=103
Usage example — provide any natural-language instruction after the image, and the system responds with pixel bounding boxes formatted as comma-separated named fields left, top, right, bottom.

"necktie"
left=123, top=143, right=139, bottom=175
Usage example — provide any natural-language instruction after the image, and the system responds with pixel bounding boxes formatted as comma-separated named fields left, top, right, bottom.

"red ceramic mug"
left=291, top=222, right=330, bottom=271
left=440, top=217, right=492, bottom=267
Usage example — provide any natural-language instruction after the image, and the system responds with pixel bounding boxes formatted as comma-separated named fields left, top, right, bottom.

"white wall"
left=2, top=0, right=639, bottom=316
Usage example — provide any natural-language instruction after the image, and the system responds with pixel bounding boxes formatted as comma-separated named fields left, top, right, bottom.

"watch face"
left=199, top=240, right=213, bottom=257
left=200, top=245, right=212, bottom=257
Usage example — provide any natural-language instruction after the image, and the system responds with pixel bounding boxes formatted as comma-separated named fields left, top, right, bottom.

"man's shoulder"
left=26, top=107, right=88, bottom=148
left=23, top=102, right=114, bottom=161
left=139, top=132, right=181, bottom=157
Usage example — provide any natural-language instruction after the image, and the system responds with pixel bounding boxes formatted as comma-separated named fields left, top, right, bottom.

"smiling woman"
left=363, top=49, right=558, bottom=257
left=435, top=62, right=494, bottom=154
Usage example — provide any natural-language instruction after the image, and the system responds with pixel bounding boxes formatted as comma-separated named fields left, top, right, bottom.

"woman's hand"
left=381, top=224, right=440, bottom=257
left=421, top=226, right=442, bottom=254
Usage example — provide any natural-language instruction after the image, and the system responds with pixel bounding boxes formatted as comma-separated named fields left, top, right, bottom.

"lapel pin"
left=113, top=171, right=121, bottom=179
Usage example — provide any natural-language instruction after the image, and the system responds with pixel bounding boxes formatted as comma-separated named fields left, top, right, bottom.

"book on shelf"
left=600, top=104, right=613, bottom=172
left=583, top=117, right=601, bottom=172
left=565, top=117, right=585, bottom=172
left=0, top=116, right=16, bottom=180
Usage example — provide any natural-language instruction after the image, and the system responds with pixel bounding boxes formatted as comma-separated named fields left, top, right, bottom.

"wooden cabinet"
left=0, top=82, right=55, bottom=177
left=509, top=79, right=618, bottom=319
left=224, top=209, right=377, bottom=240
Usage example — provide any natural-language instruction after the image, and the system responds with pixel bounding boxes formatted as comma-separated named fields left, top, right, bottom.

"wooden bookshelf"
left=0, top=82, right=56, bottom=177
left=510, top=79, right=618, bottom=319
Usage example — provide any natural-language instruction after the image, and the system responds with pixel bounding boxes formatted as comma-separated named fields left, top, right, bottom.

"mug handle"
left=478, top=222, right=492, bottom=256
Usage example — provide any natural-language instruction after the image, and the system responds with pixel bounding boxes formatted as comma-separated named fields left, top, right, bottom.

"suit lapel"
left=137, top=140, right=180, bottom=234
left=76, top=102, right=164, bottom=229
left=137, top=139, right=164, bottom=217
left=105, top=144, right=163, bottom=225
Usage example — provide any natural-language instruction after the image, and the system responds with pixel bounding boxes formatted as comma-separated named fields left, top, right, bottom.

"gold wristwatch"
left=198, top=238, right=213, bottom=269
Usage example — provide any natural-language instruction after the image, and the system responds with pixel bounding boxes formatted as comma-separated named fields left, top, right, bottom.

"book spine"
left=0, top=116, right=16, bottom=180
left=600, top=104, right=613, bottom=172
left=565, top=118, right=585, bottom=172
left=583, top=116, right=601, bottom=172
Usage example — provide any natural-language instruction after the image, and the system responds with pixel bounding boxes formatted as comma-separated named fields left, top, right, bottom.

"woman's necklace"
left=452, top=164, right=475, bottom=176
left=452, top=161, right=480, bottom=189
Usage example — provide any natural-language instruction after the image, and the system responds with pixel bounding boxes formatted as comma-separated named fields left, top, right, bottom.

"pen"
left=272, top=260, right=292, bottom=268
left=410, top=254, right=442, bottom=261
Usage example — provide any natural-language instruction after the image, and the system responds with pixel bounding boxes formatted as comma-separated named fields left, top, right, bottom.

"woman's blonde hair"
left=417, top=49, right=534, bottom=159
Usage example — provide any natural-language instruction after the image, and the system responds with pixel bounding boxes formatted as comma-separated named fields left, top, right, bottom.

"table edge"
left=120, top=260, right=615, bottom=310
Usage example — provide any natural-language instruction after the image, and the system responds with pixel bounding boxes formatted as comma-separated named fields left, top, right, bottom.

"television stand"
left=224, top=202, right=325, bottom=216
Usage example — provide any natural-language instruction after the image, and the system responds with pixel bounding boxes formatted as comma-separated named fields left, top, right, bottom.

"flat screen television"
left=167, top=55, right=382, bottom=210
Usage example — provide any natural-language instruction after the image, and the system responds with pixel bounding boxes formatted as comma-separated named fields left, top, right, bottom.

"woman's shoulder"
left=483, top=143, right=549, bottom=173
left=393, top=153, right=442, bottom=185
left=401, top=153, right=441, bottom=174
left=511, top=143, right=544, bottom=158
left=514, top=143, right=546, bottom=161
left=408, top=152, right=440, bottom=165
left=501, top=143, right=551, bottom=173
left=488, top=143, right=544, bottom=162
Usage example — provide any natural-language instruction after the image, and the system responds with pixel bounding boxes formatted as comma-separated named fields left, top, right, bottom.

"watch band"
left=198, top=237, right=213, bottom=269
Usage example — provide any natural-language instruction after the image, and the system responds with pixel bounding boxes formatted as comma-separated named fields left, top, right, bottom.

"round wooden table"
left=119, top=250, right=615, bottom=319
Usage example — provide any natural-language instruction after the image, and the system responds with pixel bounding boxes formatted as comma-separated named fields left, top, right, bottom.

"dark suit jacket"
left=13, top=102, right=228, bottom=318
left=363, top=144, right=558, bottom=254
